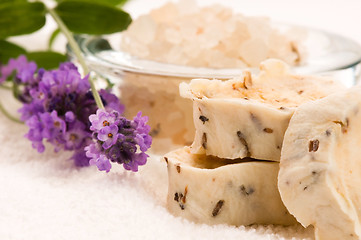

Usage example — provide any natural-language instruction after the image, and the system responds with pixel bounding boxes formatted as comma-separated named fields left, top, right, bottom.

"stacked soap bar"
left=278, top=86, right=361, bottom=240
left=165, top=59, right=345, bottom=226
left=180, top=59, right=343, bottom=161
left=165, top=147, right=297, bottom=226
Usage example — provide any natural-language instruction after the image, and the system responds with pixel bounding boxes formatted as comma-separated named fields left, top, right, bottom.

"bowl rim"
left=71, top=23, right=361, bottom=79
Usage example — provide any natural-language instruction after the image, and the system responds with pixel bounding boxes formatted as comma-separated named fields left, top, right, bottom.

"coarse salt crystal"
left=120, top=0, right=305, bottom=68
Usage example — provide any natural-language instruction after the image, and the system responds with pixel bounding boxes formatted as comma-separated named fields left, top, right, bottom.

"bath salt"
left=120, top=0, right=306, bottom=68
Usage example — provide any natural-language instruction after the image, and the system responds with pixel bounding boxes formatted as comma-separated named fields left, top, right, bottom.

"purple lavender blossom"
left=0, top=55, right=37, bottom=84
left=123, top=152, right=148, bottom=172
left=25, top=115, right=45, bottom=153
left=89, top=154, right=112, bottom=173
left=99, top=89, right=124, bottom=114
left=72, top=149, right=92, bottom=167
left=86, top=109, right=152, bottom=172
left=39, top=111, right=66, bottom=139
left=1, top=55, right=126, bottom=167
left=84, top=143, right=101, bottom=160
left=89, top=109, right=118, bottom=132
left=98, top=125, right=119, bottom=149
left=64, top=120, right=90, bottom=150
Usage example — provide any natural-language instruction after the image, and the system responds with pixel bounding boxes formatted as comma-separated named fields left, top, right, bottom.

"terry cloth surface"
left=0, top=90, right=314, bottom=240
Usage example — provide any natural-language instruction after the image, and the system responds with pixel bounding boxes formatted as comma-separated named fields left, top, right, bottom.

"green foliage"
left=0, top=1, right=46, bottom=38
left=25, top=51, right=67, bottom=70
left=0, top=40, right=26, bottom=63
left=48, top=28, right=61, bottom=50
left=55, top=0, right=132, bottom=35
left=0, top=0, right=131, bottom=69
left=0, top=0, right=27, bottom=3
left=56, top=0, right=129, bottom=7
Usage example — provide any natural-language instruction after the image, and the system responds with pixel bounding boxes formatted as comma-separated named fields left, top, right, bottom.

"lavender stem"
left=47, top=7, right=105, bottom=110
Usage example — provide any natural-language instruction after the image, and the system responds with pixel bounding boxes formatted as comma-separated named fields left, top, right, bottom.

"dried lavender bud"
left=174, top=187, right=188, bottom=210
left=149, top=123, right=161, bottom=137
left=237, top=131, right=250, bottom=156
left=174, top=192, right=179, bottom=202
left=212, top=200, right=224, bottom=217
left=240, top=185, right=255, bottom=196
left=308, top=139, right=319, bottom=152
left=333, top=120, right=348, bottom=134
left=199, top=115, right=209, bottom=124
left=250, top=113, right=262, bottom=129
left=182, top=186, right=188, bottom=204
left=263, top=128, right=273, bottom=133
left=202, top=133, right=207, bottom=149
left=176, top=164, right=181, bottom=173
left=243, top=71, right=252, bottom=89
left=325, top=129, right=331, bottom=136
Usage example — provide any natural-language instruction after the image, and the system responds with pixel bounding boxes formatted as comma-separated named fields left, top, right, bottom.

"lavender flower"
left=1, top=55, right=126, bottom=167
left=0, top=55, right=37, bottom=84
left=98, top=125, right=119, bottom=149
left=89, top=109, right=118, bottom=132
left=86, top=109, right=152, bottom=172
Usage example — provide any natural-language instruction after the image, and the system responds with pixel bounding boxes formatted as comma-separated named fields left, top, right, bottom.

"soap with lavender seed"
left=165, top=147, right=297, bottom=226
left=180, top=59, right=344, bottom=161
left=278, top=86, right=361, bottom=240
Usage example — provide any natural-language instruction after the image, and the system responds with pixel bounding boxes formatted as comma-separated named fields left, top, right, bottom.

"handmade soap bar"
left=165, top=147, right=297, bottom=226
left=278, top=86, right=361, bottom=240
left=180, top=59, right=344, bottom=161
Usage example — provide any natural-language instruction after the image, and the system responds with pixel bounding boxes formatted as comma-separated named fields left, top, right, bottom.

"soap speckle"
left=333, top=120, right=348, bottom=134
left=263, top=128, right=273, bottom=133
left=149, top=123, right=161, bottom=137
left=176, top=164, right=181, bottom=173
left=250, top=113, right=262, bottom=128
left=237, top=131, right=250, bottom=156
left=243, top=71, right=252, bottom=89
left=212, top=200, right=224, bottom=217
left=182, top=186, right=188, bottom=204
left=202, top=133, right=207, bottom=149
left=174, top=192, right=179, bottom=202
left=325, top=129, right=331, bottom=136
left=174, top=187, right=188, bottom=210
left=308, top=139, right=319, bottom=152
left=199, top=115, right=209, bottom=124
left=240, top=185, right=255, bottom=196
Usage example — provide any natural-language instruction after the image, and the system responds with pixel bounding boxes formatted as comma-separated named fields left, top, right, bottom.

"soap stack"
left=164, top=59, right=344, bottom=226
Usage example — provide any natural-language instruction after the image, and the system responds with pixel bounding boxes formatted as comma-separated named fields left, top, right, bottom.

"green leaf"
left=0, top=2, right=46, bottom=38
left=0, top=40, right=27, bottom=64
left=1, top=0, right=27, bottom=3
left=48, top=28, right=61, bottom=50
left=25, top=51, right=67, bottom=70
left=57, top=0, right=129, bottom=7
left=55, top=1, right=132, bottom=35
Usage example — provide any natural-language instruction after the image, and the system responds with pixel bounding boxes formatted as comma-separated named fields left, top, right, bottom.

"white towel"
left=0, top=90, right=314, bottom=240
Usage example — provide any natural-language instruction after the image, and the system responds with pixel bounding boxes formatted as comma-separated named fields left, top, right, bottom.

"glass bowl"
left=70, top=24, right=361, bottom=153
